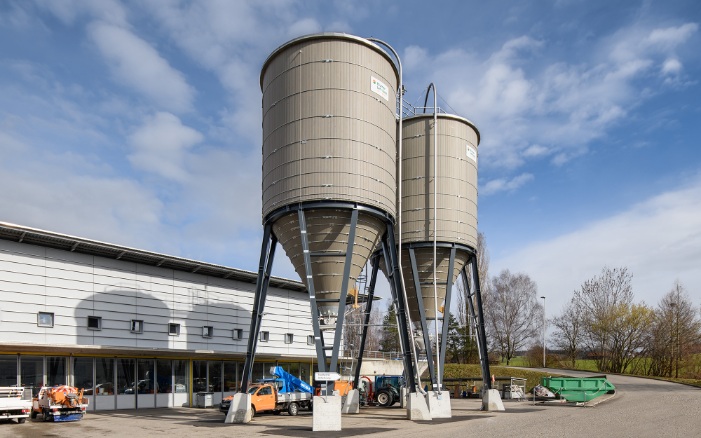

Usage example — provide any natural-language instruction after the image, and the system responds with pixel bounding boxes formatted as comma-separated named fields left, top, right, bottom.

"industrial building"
left=0, top=221, right=317, bottom=410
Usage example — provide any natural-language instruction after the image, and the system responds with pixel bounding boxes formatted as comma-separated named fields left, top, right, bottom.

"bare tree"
left=551, top=297, right=583, bottom=368
left=574, top=267, right=652, bottom=373
left=484, top=269, right=541, bottom=365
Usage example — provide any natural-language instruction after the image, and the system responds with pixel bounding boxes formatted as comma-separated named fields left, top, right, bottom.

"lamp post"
left=540, top=296, right=546, bottom=368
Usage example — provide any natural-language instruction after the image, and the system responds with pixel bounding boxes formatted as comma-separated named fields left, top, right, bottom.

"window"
left=168, top=323, right=180, bottom=336
left=307, top=335, right=315, bottom=345
left=130, top=319, right=143, bottom=333
left=88, top=316, right=102, bottom=330
left=203, top=326, right=213, bottom=338
left=259, top=331, right=269, bottom=342
left=284, top=333, right=293, bottom=344
left=37, top=312, right=54, bottom=328
left=232, top=328, right=243, bottom=340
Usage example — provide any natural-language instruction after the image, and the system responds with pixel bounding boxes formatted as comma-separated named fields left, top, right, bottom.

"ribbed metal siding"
left=260, top=34, right=398, bottom=316
left=261, top=34, right=398, bottom=218
left=400, top=114, right=479, bottom=320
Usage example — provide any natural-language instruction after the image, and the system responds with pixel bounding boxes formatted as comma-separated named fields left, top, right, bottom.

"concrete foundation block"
left=400, top=387, right=407, bottom=408
left=313, top=395, right=342, bottom=431
left=426, top=391, right=452, bottom=418
left=341, top=389, right=360, bottom=414
left=482, top=388, right=505, bottom=411
left=406, top=392, right=432, bottom=421
left=224, top=393, right=252, bottom=424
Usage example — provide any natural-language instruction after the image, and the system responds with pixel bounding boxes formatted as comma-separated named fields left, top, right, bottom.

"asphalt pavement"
left=2, top=370, right=699, bottom=438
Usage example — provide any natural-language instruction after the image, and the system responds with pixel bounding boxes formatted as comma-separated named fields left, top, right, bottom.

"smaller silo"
left=399, top=113, right=480, bottom=324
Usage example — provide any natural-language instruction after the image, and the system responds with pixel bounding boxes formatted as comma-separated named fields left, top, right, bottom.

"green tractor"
left=363, top=375, right=404, bottom=407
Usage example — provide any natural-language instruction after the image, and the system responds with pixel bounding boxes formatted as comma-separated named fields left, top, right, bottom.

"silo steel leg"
left=438, top=246, right=456, bottom=387
left=408, top=246, right=436, bottom=387
left=298, top=209, right=327, bottom=372
left=330, top=208, right=358, bottom=374
left=382, top=226, right=417, bottom=391
left=354, top=255, right=379, bottom=388
left=470, top=257, right=492, bottom=389
left=461, top=268, right=483, bottom=369
left=240, top=222, right=277, bottom=392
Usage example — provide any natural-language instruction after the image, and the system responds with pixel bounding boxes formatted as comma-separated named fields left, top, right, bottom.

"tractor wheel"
left=376, top=390, right=391, bottom=407
left=250, top=405, right=256, bottom=419
left=287, top=402, right=299, bottom=416
left=30, top=410, right=37, bottom=419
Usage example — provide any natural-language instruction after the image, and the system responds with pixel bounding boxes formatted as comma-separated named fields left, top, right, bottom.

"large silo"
left=400, top=113, right=480, bottom=323
left=237, top=34, right=418, bottom=406
left=261, top=33, right=397, bottom=322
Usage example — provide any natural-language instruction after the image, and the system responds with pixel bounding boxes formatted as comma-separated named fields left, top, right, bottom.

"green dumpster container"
left=541, top=377, right=615, bottom=402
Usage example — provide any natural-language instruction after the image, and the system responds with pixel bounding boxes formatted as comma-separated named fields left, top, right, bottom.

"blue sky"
left=1, top=0, right=700, bottom=319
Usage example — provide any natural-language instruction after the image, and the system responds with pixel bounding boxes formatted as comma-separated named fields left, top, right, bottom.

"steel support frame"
left=353, top=256, right=379, bottom=388
left=239, top=201, right=396, bottom=393
left=405, top=242, right=459, bottom=389
left=240, top=222, right=278, bottom=391
left=460, top=254, right=492, bottom=390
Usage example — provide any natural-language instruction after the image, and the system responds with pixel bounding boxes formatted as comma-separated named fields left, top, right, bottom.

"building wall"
left=0, top=238, right=315, bottom=358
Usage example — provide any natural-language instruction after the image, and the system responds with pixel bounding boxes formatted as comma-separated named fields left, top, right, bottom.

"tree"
left=574, top=267, right=652, bottom=373
left=648, top=281, right=701, bottom=378
left=483, top=269, right=541, bottom=365
left=551, top=297, right=583, bottom=368
left=379, top=301, right=400, bottom=353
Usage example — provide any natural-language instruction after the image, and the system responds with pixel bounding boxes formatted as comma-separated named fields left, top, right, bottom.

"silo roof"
left=260, top=32, right=400, bottom=89
left=403, top=112, right=481, bottom=145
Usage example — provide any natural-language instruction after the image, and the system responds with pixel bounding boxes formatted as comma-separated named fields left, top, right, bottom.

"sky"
left=1, top=0, right=700, bottom=322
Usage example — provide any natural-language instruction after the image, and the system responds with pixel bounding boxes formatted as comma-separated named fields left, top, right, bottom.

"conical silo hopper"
left=261, top=33, right=398, bottom=323
left=399, top=113, right=480, bottom=323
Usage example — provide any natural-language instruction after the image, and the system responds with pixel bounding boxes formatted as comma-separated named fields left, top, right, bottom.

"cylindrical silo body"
left=261, top=33, right=398, bottom=318
left=400, top=113, right=480, bottom=322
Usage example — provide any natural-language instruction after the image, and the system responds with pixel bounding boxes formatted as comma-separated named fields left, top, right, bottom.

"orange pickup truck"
left=221, top=382, right=312, bottom=417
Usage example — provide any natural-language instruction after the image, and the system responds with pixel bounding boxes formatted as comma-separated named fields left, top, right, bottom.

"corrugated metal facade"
left=400, top=114, right=480, bottom=321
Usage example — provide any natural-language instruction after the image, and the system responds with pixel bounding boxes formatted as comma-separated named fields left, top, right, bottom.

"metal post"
left=408, top=246, right=435, bottom=386
left=540, top=296, right=546, bottom=368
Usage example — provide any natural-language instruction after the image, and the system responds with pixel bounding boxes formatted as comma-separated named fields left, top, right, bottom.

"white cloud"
left=88, top=21, right=195, bottom=112
left=661, top=58, right=682, bottom=75
left=287, top=17, right=322, bottom=38
left=493, top=175, right=701, bottom=315
left=482, top=173, right=534, bottom=196
left=36, top=0, right=128, bottom=27
left=404, top=21, right=699, bottom=178
left=128, top=112, right=203, bottom=181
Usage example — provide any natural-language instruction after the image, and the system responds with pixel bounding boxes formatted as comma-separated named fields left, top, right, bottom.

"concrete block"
left=341, top=389, right=360, bottom=414
left=224, top=393, right=252, bottom=423
left=406, top=392, right=431, bottom=421
left=426, top=390, right=452, bottom=418
left=400, top=387, right=407, bottom=408
left=313, top=395, right=342, bottom=431
left=482, top=388, right=505, bottom=411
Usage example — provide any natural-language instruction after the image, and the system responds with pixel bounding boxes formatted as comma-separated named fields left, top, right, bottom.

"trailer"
left=0, top=387, right=31, bottom=424
left=31, top=386, right=88, bottom=422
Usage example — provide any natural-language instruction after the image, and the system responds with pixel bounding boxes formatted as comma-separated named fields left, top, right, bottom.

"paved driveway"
left=2, top=371, right=699, bottom=437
